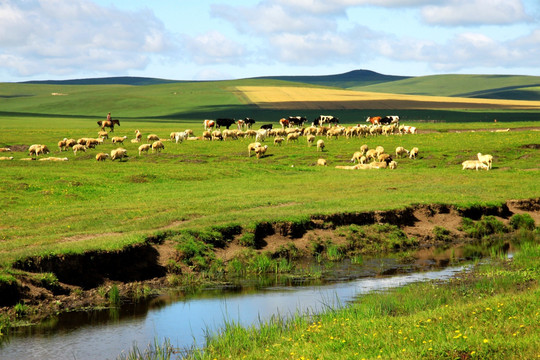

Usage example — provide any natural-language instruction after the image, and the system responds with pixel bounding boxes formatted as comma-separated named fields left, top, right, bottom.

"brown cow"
left=366, top=116, right=382, bottom=125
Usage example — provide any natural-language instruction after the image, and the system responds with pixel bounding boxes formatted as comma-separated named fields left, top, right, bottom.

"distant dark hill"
left=23, top=76, right=182, bottom=86
left=255, top=69, right=410, bottom=88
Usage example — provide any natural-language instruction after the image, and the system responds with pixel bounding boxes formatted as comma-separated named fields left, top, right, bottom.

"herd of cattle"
left=0, top=113, right=493, bottom=170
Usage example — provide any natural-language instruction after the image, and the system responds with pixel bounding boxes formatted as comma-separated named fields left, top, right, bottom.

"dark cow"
left=288, top=116, right=307, bottom=127
left=313, top=115, right=339, bottom=127
left=216, top=118, right=236, bottom=129
left=243, top=117, right=256, bottom=129
left=260, top=123, right=273, bottom=130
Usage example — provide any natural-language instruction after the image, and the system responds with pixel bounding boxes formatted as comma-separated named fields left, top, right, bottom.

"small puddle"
left=0, top=242, right=510, bottom=360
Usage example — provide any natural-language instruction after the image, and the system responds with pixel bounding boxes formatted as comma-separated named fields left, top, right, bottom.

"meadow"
left=0, top=80, right=539, bottom=268
left=0, top=79, right=539, bottom=358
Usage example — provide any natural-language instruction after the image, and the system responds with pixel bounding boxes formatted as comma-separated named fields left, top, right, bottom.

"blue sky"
left=1, top=0, right=539, bottom=82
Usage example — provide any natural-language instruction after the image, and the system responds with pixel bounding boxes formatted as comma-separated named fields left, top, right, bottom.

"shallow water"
left=0, top=263, right=468, bottom=360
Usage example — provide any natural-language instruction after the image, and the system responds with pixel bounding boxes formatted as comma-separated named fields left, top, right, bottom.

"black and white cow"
left=260, top=123, right=273, bottom=130
left=313, top=115, right=339, bottom=126
left=380, top=115, right=399, bottom=125
left=216, top=118, right=236, bottom=129
left=288, top=116, right=307, bottom=127
left=243, top=117, right=256, bottom=129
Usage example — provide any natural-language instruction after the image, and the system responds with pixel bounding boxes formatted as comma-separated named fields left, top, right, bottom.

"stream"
left=0, top=248, right=479, bottom=360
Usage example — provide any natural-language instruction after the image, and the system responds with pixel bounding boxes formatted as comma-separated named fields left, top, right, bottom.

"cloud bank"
left=0, top=0, right=538, bottom=80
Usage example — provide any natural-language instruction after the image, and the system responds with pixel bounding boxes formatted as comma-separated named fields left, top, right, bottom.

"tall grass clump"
left=509, top=213, right=536, bottom=231
left=460, top=215, right=508, bottom=239
left=108, top=284, right=121, bottom=306
left=337, top=223, right=417, bottom=254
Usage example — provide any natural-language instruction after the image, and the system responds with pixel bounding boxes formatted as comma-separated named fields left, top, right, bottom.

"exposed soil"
left=1, top=198, right=539, bottom=326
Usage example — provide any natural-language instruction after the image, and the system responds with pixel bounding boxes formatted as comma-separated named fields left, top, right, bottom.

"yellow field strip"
left=235, top=86, right=540, bottom=110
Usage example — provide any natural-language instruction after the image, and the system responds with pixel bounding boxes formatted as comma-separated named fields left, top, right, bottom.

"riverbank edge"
left=1, top=198, right=539, bottom=332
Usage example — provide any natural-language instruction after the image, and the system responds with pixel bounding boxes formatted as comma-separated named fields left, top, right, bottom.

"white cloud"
left=181, top=31, right=246, bottom=65
left=211, top=3, right=337, bottom=35
left=0, top=0, right=174, bottom=77
left=421, top=0, right=529, bottom=26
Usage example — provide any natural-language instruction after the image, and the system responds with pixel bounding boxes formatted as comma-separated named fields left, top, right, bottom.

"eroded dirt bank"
left=1, top=198, right=539, bottom=325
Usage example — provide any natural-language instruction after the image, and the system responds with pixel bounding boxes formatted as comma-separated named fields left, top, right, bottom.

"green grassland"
left=352, top=74, right=540, bottom=100
left=0, top=79, right=539, bottom=270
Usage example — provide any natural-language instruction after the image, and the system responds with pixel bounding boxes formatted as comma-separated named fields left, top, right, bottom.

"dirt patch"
left=6, top=144, right=30, bottom=152
left=520, top=143, right=540, bottom=149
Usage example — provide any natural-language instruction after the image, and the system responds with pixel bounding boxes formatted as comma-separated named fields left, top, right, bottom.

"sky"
left=1, top=0, right=540, bottom=82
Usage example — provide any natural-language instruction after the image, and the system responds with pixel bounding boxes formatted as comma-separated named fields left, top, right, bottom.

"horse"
left=97, top=119, right=120, bottom=132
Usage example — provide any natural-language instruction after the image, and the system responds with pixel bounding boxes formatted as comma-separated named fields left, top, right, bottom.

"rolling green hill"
left=256, top=69, right=409, bottom=88
left=2, top=71, right=540, bottom=123
left=22, top=76, right=182, bottom=86
left=352, top=74, right=540, bottom=100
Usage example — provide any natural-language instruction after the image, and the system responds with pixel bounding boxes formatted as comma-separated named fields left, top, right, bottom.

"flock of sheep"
left=0, top=119, right=493, bottom=171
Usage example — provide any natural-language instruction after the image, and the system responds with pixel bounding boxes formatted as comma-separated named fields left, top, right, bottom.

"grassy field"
left=0, top=116, right=539, bottom=267
left=0, top=79, right=539, bottom=269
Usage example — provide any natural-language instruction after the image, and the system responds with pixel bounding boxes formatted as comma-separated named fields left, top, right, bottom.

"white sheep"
left=409, top=147, right=419, bottom=159
left=29, top=144, right=50, bottom=157
left=395, top=146, right=409, bottom=158
left=366, top=149, right=378, bottom=161
left=0, top=147, right=11, bottom=152
left=98, top=130, right=109, bottom=139
left=306, top=134, right=315, bottom=146
left=477, top=153, right=493, bottom=169
left=255, top=129, right=267, bottom=142
left=211, top=130, right=222, bottom=141
left=174, top=131, right=189, bottom=143
left=369, top=161, right=388, bottom=169
left=360, top=144, right=368, bottom=155
left=202, top=131, right=212, bottom=140
left=112, top=136, right=127, bottom=144
left=147, top=134, right=160, bottom=142
left=350, top=151, right=363, bottom=163
left=151, top=140, right=165, bottom=153
left=316, top=139, right=325, bottom=152
left=0, top=156, right=14, bottom=160
left=138, top=144, right=151, bottom=155
left=317, top=158, right=327, bottom=166
left=85, top=138, right=100, bottom=148
left=248, top=142, right=262, bottom=157
left=274, top=137, right=285, bottom=146
left=388, top=160, right=398, bottom=169
left=287, top=132, right=300, bottom=143
left=111, top=148, right=128, bottom=161
left=255, top=145, right=268, bottom=159
left=39, top=157, right=68, bottom=161
left=95, top=153, right=109, bottom=161
left=72, top=144, right=86, bottom=155
left=375, top=146, right=385, bottom=157
left=462, top=160, right=488, bottom=171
